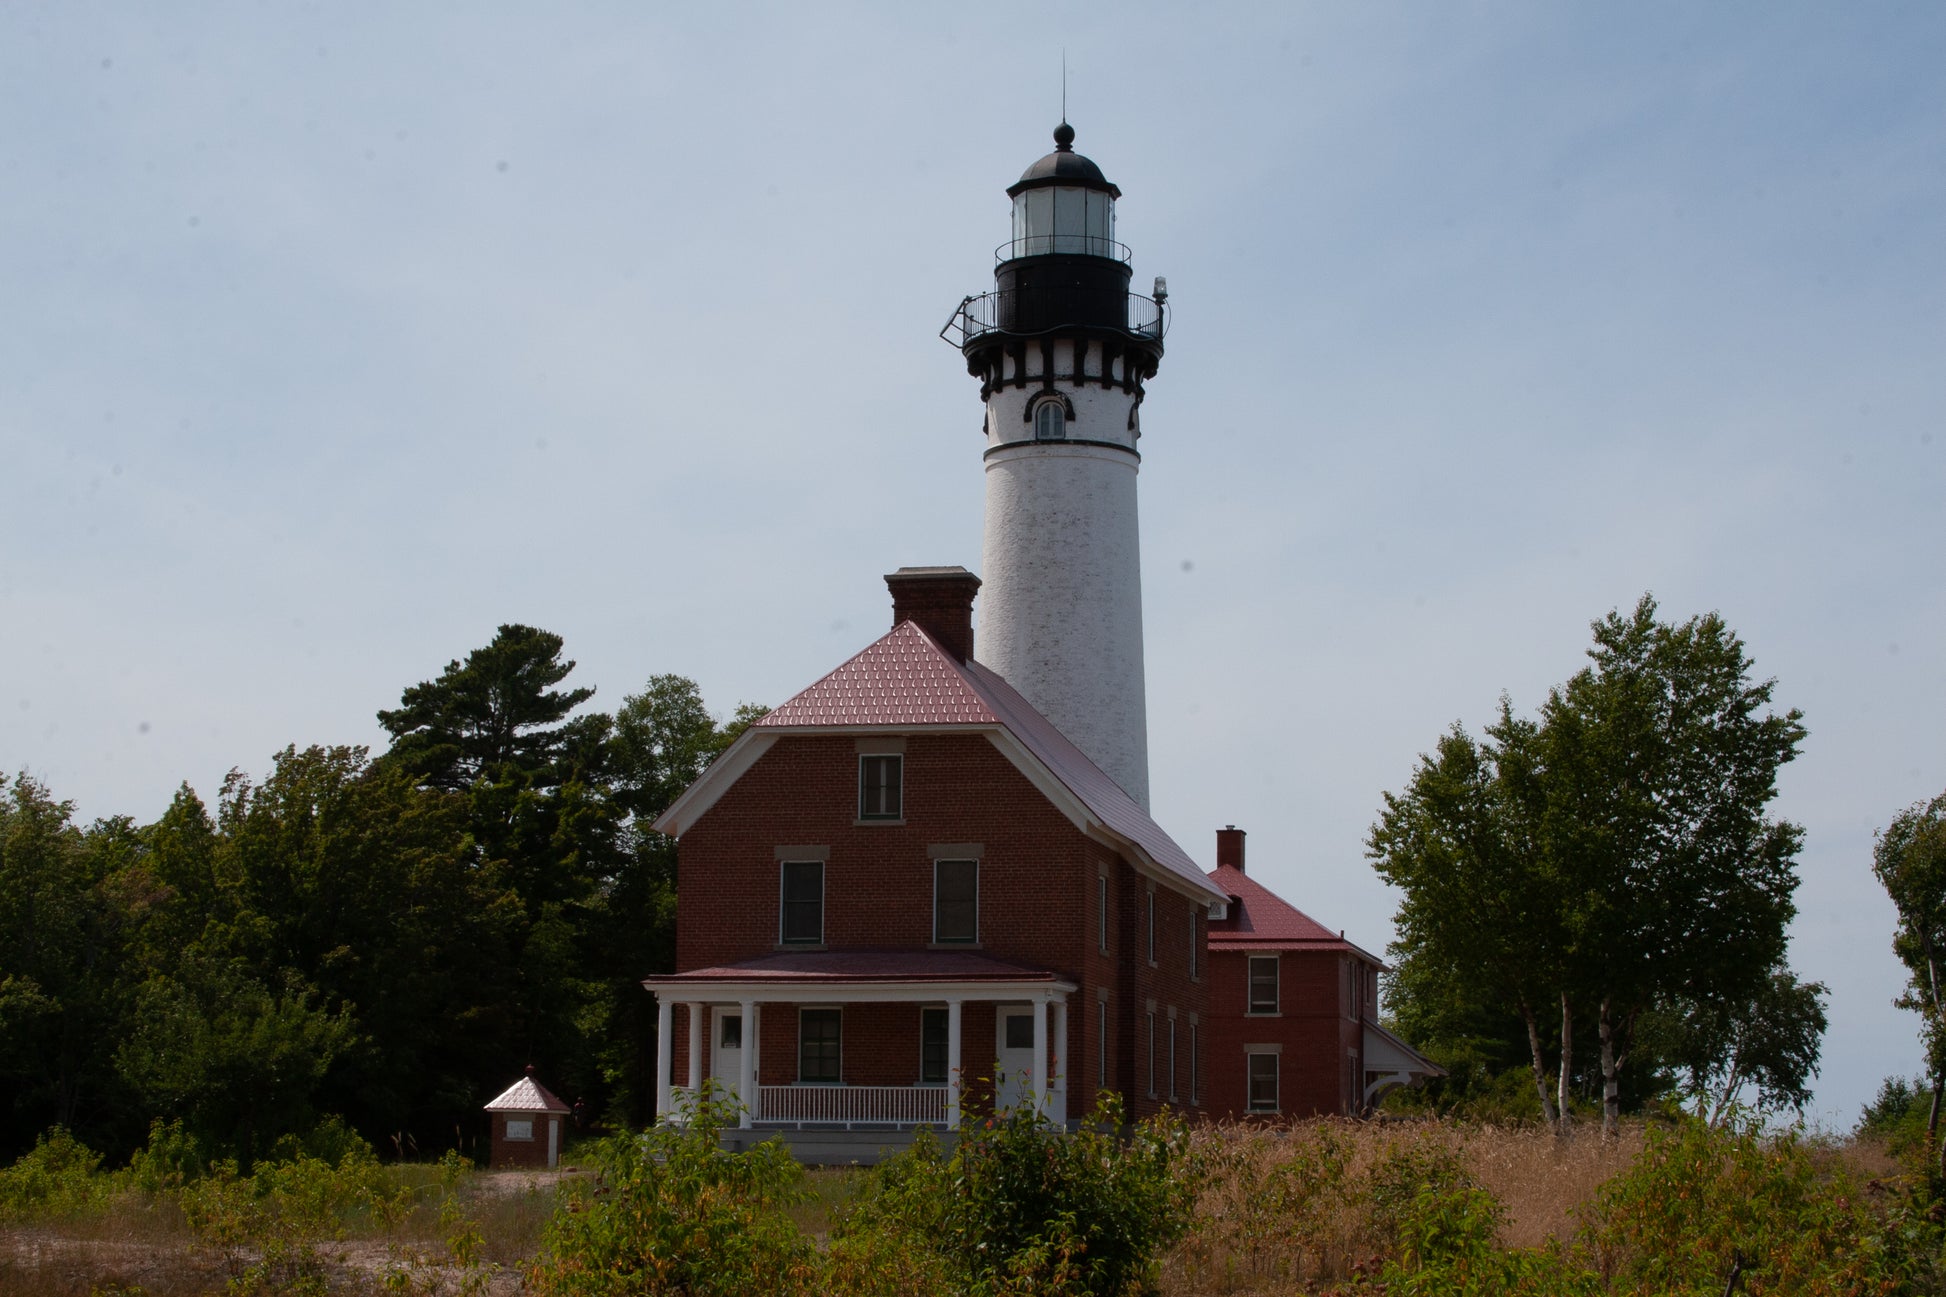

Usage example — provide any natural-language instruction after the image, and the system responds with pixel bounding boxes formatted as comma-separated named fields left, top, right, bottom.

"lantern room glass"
left=1010, top=185, right=1115, bottom=258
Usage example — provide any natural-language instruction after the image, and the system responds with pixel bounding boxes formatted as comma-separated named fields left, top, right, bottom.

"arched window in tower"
left=1034, top=399, right=1066, bottom=442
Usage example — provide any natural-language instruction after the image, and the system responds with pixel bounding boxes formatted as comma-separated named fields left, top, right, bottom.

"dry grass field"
left=0, top=1120, right=1922, bottom=1296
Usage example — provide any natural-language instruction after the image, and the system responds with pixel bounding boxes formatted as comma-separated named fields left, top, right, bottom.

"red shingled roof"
left=758, top=621, right=1001, bottom=727
left=745, top=621, right=1221, bottom=903
left=1207, top=863, right=1380, bottom=961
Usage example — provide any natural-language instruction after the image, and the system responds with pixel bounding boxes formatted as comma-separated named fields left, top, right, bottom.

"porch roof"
left=643, top=949, right=1076, bottom=1002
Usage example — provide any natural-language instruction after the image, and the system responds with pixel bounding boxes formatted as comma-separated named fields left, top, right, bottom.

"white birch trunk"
left=1599, top=996, right=1621, bottom=1136
left=1522, top=999, right=1558, bottom=1128
left=1556, top=991, right=1573, bottom=1137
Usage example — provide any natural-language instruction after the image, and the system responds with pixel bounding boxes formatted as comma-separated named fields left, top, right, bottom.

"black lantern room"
left=943, top=123, right=1165, bottom=376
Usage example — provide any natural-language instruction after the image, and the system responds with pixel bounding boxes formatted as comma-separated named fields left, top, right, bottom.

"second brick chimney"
left=886, top=566, right=982, bottom=664
left=1216, top=825, right=1246, bottom=873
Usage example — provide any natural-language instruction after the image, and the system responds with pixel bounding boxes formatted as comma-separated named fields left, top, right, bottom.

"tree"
left=1371, top=596, right=1812, bottom=1135
left=585, top=677, right=768, bottom=1124
left=1641, top=964, right=1828, bottom=1124
left=1369, top=716, right=1580, bottom=1132
left=377, top=624, right=598, bottom=793
left=1871, top=788, right=1946, bottom=1159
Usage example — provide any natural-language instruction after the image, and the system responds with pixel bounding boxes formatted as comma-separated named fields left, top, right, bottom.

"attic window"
left=859, top=754, right=902, bottom=820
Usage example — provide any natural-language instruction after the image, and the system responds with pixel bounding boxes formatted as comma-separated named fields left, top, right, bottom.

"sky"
left=3, top=2, right=1942, bottom=1129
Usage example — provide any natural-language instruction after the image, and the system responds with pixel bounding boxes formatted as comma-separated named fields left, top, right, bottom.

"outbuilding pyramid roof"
left=483, top=1071, right=571, bottom=1114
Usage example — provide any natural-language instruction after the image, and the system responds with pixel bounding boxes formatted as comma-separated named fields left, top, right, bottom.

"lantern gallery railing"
left=994, top=235, right=1132, bottom=263
left=939, top=291, right=1167, bottom=348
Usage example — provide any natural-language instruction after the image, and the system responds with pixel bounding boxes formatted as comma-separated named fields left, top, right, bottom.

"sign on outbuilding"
left=484, top=1065, right=571, bottom=1169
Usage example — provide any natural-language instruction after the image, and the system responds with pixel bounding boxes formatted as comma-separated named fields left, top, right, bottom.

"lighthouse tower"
left=943, top=123, right=1167, bottom=810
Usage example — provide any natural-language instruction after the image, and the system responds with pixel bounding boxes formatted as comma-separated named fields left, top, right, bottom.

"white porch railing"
left=758, top=1084, right=949, bottom=1125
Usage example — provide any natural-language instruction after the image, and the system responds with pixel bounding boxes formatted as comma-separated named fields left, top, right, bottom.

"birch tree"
left=1872, top=789, right=1946, bottom=1163
left=1372, top=596, right=1809, bottom=1135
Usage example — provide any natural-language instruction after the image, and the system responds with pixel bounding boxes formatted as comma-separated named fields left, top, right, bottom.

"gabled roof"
left=483, top=1073, right=570, bottom=1114
left=1206, top=863, right=1384, bottom=963
left=655, top=620, right=1225, bottom=905
left=757, top=621, right=1000, bottom=726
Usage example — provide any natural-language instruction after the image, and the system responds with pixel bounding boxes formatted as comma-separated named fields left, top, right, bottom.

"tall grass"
left=2, top=1113, right=1941, bottom=1296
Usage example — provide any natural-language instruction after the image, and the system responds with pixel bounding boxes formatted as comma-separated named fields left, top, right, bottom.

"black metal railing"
left=994, top=235, right=1132, bottom=264
left=939, top=291, right=1167, bottom=348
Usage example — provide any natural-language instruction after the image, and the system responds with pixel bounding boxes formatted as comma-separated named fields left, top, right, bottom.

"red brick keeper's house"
left=639, top=570, right=1438, bottom=1160
left=642, top=569, right=1226, bottom=1158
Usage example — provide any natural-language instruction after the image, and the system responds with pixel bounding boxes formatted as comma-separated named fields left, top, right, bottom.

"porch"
left=643, top=950, right=1080, bottom=1134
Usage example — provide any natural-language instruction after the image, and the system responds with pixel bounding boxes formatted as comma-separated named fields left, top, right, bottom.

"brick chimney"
left=886, top=566, right=982, bottom=664
left=1216, top=825, right=1246, bottom=873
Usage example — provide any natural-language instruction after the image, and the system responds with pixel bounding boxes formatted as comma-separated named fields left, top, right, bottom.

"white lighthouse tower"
left=943, top=123, right=1168, bottom=810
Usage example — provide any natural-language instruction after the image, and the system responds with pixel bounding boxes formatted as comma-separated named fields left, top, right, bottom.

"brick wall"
left=1201, top=946, right=1364, bottom=1120
left=664, top=731, right=1209, bottom=1119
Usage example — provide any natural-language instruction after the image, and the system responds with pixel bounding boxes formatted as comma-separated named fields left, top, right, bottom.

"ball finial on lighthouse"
left=941, top=123, right=1167, bottom=809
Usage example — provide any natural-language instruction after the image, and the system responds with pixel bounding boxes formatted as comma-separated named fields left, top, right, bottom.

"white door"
left=712, top=1011, right=744, bottom=1107
left=995, top=1007, right=1035, bottom=1112
left=546, top=1115, right=559, bottom=1168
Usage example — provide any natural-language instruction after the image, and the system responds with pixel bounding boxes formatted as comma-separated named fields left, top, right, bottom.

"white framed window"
left=780, top=861, right=824, bottom=945
left=1247, top=954, right=1279, bottom=1015
left=799, top=1008, right=842, bottom=1084
left=1188, top=909, right=1198, bottom=981
left=1034, top=399, right=1066, bottom=441
left=1146, top=1010, right=1157, bottom=1098
left=933, top=859, right=979, bottom=944
left=1189, top=1021, right=1200, bottom=1106
left=1097, top=1001, right=1108, bottom=1090
left=1146, top=887, right=1156, bottom=966
left=504, top=1118, right=533, bottom=1141
left=920, top=1007, right=949, bottom=1084
left=1168, top=1017, right=1178, bottom=1102
left=1098, top=874, right=1109, bottom=954
left=1247, top=1050, right=1280, bottom=1113
left=859, top=753, right=903, bottom=820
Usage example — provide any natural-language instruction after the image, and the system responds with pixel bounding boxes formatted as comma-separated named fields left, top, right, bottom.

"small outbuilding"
left=484, top=1065, right=572, bottom=1169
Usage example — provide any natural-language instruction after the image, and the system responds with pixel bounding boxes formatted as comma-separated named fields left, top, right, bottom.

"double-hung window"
left=1247, top=1050, right=1279, bottom=1113
left=780, top=861, right=824, bottom=945
left=799, top=1008, right=841, bottom=1083
left=1145, top=888, right=1156, bottom=965
left=1097, top=874, right=1109, bottom=954
left=1247, top=955, right=1279, bottom=1014
left=859, top=754, right=902, bottom=820
left=933, top=859, right=979, bottom=944
left=920, top=1008, right=949, bottom=1085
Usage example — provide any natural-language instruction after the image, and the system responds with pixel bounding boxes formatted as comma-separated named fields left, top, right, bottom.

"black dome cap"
left=1006, top=122, right=1121, bottom=198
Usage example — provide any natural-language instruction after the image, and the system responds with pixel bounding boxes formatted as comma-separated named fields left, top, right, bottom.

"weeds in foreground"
left=7, top=1107, right=1946, bottom=1296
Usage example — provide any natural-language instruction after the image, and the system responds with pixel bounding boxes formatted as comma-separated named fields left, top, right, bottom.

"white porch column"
left=686, top=1003, right=703, bottom=1098
left=1051, top=997, right=1069, bottom=1126
left=738, top=998, right=757, bottom=1129
left=655, top=994, right=673, bottom=1122
left=1031, top=997, right=1049, bottom=1118
left=946, top=998, right=964, bottom=1131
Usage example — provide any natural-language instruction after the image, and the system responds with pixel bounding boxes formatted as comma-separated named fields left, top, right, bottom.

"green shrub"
left=181, top=1139, right=412, bottom=1295
left=525, top=1083, right=820, bottom=1297
left=840, top=1092, right=1199, bottom=1297
left=123, top=1116, right=211, bottom=1193
left=0, top=1126, right=112, bottom=1220
left=1580, top=1117, right=1902, bottom=1296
